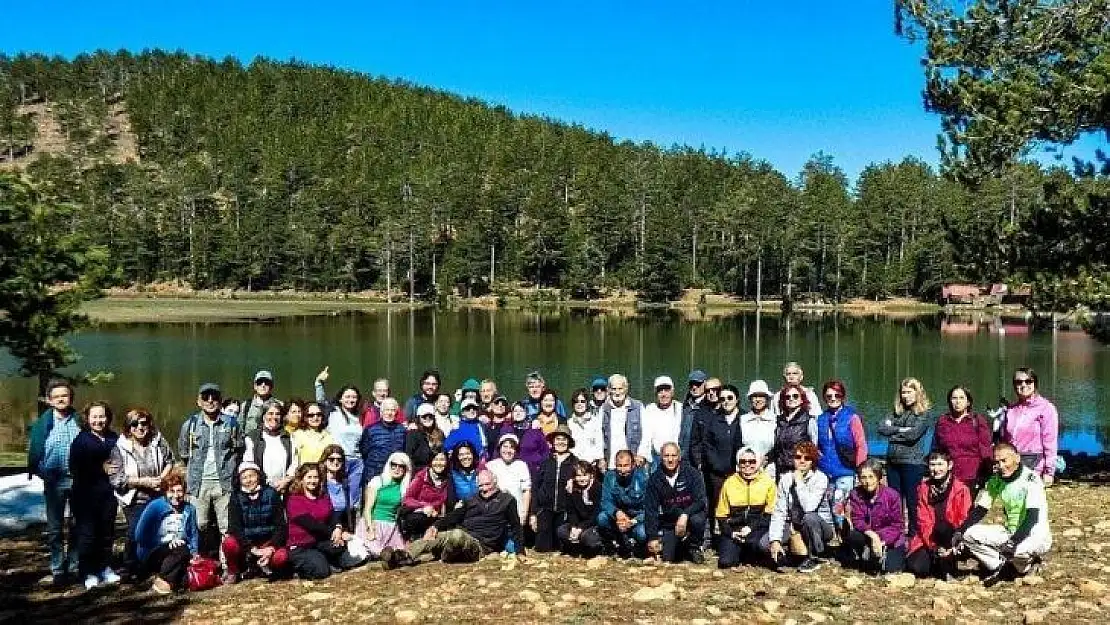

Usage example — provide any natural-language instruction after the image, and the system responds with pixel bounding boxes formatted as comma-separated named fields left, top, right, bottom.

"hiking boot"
left=151, top=577, right=172, bottom=595
left=221, top=572, right=238, bottom=585
left=982, top=563, right=1015, bottom=588
left=688, top=547, right=706, bottom=565
left=99, top=567, right=121, bottom=585
left=797, top=557, right=822, bottom=574
left=380, top=547, right=410, bottom=570
left=84, top=575, right=100, bottom=590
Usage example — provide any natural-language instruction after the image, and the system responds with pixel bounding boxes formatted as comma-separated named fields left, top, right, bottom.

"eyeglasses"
left=1013, top=379, right=1034, bottom=387
left=326, top=456, right=344, bottom=463
left=129, top=420, right=151, bottom=428
left=389, top=462, right=407, bottom=469
left=785, top=393, right=801, bottom=400
left=738, top=459, right=758, bottom=465
left=720, top=394, right=737, bottom=401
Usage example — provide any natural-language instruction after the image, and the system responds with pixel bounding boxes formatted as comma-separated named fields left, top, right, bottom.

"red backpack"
left=186, top=556, right=222, bottom=592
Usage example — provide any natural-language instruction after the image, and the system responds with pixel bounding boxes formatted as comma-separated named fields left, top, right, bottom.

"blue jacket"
left=601, top=399, right=645, bottom=462
left=177, top=412, right=243, bottom=496
left=134, top=496, right=200, bottom=562
left=359, top=420, right=407, bottom=483
left=521, top=396, right=568, bottom=422
left=599, top=468, right=648, bottom=524
left=445, top=418, right=493, bottom=457
left=817, top=405, right=861, bottom=480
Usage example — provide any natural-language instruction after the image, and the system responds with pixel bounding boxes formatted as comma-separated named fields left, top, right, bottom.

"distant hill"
left=0, top=50, right=1036, bottom=301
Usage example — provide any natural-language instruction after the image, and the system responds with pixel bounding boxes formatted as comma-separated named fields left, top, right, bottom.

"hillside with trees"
left=0, top=49, right=1104, bottom=306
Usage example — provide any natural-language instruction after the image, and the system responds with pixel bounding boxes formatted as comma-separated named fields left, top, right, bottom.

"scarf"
left=927, top=473, right=953, bottom=505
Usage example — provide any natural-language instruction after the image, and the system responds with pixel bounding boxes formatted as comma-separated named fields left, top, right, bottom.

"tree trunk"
left=756, top=251, right=763, bottom=309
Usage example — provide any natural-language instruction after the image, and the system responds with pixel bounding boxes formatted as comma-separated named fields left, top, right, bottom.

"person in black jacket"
left=645, top=442, right=708, bottom=564
left=380, top=469, right=526, bottom=568
left=221, top=462, right=289, bottom=583
left=71, top=401, right=121, bottom=590
left=700, top=384, right=745, bottom=542
left=557, top=461, right=604, bottom=556
left=405, top=409, right=445, bottom=470
left=530, top=425, right=578, bottom=552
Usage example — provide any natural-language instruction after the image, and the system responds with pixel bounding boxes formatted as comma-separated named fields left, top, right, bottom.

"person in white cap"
left=740, top=380, right=777, bottom=478
left=242, top=370, right=281, bottom=436
left=485, top=433, right=532, bottom=540
left=642, top=375, right=698, bottom=470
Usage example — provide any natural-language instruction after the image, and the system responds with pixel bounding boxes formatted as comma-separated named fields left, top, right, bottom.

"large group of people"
left=26, top=362, right=1059, bottom=595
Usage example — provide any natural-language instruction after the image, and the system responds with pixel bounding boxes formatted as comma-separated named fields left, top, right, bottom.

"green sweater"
left=371, top=481, right=402, bottom=522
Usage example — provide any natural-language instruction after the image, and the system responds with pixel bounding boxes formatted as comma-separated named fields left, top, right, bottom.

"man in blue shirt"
left=27, top=380, right=82, bottom=586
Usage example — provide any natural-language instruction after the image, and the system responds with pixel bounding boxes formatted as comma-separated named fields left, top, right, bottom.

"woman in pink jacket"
left=1002, top=367, right=1059, bottom=486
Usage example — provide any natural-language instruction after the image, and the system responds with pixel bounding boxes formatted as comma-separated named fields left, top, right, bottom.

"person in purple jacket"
left=843, top=459, right=906, bottom=574
left=932, top=386, right=993, bottom=490
left=502, top=401, right=550, bottom=477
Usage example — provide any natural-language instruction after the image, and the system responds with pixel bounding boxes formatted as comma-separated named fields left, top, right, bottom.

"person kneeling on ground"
left=221, top=462, right=289, bottom=584
left=715, top=447, right=776, bottom=569
left=285, top=463, right=365, bottom=580
left=557, top=461, right=604, bottom=556
left=134, top=469, right=200, bottom=594
left=906, top=451, right=972, bottom=579
left=597, top=449, right=648, bottom=558
left=955, top=442, right=1052, bottom=586
left=768, top=441, right=835, bottom=573
left=645, top=442, right=707, bottom=564
left=380, top=469, right=526, bottom=569
left=844, top=459, right=906, bottom=574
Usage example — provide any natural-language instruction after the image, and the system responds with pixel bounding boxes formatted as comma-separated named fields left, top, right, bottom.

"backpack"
left=186, top=556, right=222, bottom=591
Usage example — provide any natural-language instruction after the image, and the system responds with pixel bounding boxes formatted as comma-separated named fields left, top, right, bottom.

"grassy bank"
left=83, top=291, right=952, bottom=323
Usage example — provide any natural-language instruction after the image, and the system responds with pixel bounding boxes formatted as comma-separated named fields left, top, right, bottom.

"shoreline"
left=76, top=290, right=1020, bottom=324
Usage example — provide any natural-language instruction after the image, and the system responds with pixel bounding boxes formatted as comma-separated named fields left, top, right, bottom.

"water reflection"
left=0, top=309, right=1107, bottom=455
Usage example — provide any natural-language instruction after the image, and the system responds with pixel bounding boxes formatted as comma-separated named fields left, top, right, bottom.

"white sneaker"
left=99, top=567, right=121, bottom=585
left=84, top=575, right=99, bottom=590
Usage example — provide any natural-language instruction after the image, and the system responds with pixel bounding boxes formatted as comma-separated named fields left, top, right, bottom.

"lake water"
left=1, top=310, right=1107, bottom=456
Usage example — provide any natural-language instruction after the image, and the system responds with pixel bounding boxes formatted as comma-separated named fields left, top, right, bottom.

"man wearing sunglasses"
left=178, top=383, right=244, bottom=540
left=241, top=370, right=281, bottom=437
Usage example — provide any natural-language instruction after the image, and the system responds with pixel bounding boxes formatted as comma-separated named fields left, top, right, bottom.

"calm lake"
left=1, top=310, right=1107, bottom=457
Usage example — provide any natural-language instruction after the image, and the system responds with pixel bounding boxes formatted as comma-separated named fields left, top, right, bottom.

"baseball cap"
left=198, top=382, right=221, bottom=396
left=688, top=369, right=708, bottom=384
left=653, top=376, right=674, bottom=390
left=253, top=370, right=274, bottom=384
left=461, top=399, right=480, bottom=411
left=416, top=403, right=436, bottom=417
left=238, top=461, right=261, bottom=476
left=591, top=376, right=608, bottom=390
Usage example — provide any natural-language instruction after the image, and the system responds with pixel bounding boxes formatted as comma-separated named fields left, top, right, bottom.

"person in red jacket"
left=906, top=450, right=972, bottom=579
left=932, top=386, right=993, bottom=490
left=400, top=451, right=452, bottom=540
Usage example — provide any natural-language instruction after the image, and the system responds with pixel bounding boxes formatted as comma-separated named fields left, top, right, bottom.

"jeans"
left=597, top=511, right=648, bottom=546
left=43, top=477, right=77, bottom=576
left=288, top=541, right=364, bottom=579
left=828, top=475, right=855, bottom=529
left=844, top=529, right=906, bottom=573
left=659, top=513, right=707, bottom=563
left=766, top=512, right=835, bottom=560
left=886, top=464, right=925, bottom=535
left=717, top=527, right=770, bottom=568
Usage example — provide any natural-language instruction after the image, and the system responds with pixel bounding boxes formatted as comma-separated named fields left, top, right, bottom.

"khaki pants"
left=192, top=480, right=230, bottom=534
left=407, top=529, right=484, bottom=563
left=964, top=523, right=1051, bottom=573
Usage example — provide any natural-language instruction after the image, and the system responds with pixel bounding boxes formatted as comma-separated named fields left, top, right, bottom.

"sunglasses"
left=326, top=456, right=344, bottom=463
left=129, top=420, right=151, bottom=428
left=824, top=392, right=842, bottom=399
left=1013, top=379, right=1034, bottom=387
left=306, top=412, right=324, bottom=418
left=794, top=454, right=814, bottom=461
left=785, top=393, right=801, bottom=400
left=720, top=394, right=737, bottom=401
left=200, top=392, right=221, bottom=401
left=689, top=380, right=705, bottom=387
left=420, top=413, right=435, bottom=419
left=389, top=462, right=407, bottom=469
left=255, top=380, right=273, bottom=386
left=573, top=399, right=588, bottom=404
left=705, top=387, right=721, bottom=394
left=738, top=459, right=758, bottom=465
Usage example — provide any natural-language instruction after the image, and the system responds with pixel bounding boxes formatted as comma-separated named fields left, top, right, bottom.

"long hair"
left=451, top=441, right=479, bottom=473
left=290, top=463, right=322, bottom=496
left=307, top=401, right=330, bottom=432
left=776, top=383, right=811, bottom=416
left=894, top=377, right=932, bottom=415
left=370, top=451, right=413, bottom=493
left=318, top=444, right=348, bottom=481
left=285, top=398, right=308, bottom=430
left=82, top=401, right=114, bottom=431
left=417, top=410, right=446, bottom=449
left=333, top=385, right=363, bottom=423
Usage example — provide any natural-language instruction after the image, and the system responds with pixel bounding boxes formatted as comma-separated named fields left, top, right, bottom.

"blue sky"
left=3, top=1, right=1103, bottom=180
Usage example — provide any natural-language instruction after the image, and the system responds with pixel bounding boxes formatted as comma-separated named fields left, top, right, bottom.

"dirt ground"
left=2, top=481, right=1108, bottom=625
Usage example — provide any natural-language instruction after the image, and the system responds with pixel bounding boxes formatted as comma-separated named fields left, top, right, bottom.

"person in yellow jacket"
left=715, top=446, right=777, bottom=569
